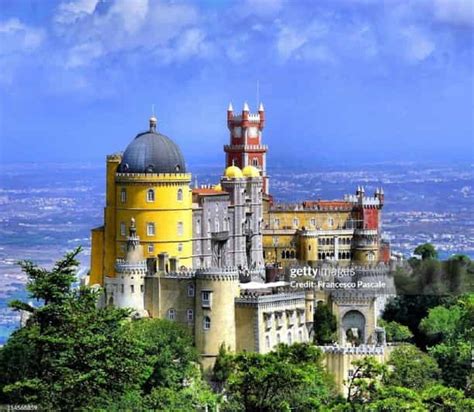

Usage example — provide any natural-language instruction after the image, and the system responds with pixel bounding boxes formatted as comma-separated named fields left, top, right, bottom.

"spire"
left=243, top=101, right=249, bottom=112
left=127, top=217, right=139, bottom=250
left=258, top=102, right=264, bottom=112
left=228, top=102, right=233, bottom=111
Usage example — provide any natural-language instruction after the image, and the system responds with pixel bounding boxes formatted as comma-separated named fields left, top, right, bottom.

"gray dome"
left=119, top=127, right=186, bottom=174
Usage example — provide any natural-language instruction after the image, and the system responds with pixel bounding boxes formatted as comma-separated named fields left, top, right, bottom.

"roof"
left=118, top=129, right=186, bottom=174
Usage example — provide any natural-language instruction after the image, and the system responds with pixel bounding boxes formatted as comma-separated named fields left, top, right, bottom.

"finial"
left=228, top=102, right=233, bottom=111
left=380, top=187, right=384, bottom=195
left=149, top=115, right=157, bottom=132
left=232, top=159, right=235, bottom=166
left=129, top=217, right=137, bottom=238
left=243, top=101, right=249, bottom=112
left=130, top=217, right=136, bottom=227
left=258, top=102, right=264, bottom=112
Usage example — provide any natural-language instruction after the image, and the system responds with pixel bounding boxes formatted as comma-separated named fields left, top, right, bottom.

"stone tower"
left=224, top=102, right=269, bottom=194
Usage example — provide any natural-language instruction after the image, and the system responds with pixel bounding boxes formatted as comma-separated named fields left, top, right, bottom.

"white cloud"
left=0, top=18, right=45, bottom=53
left=55, top=0, right=100, bottom=24
left=401, top=26, right=436, bottom=63
left=433, top=0, right=474, bottom=28
left=66, top=41, right=103, bottom=68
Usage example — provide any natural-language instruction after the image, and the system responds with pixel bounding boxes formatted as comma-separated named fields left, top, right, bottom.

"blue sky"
left=0, top=0, right=473, bottom=165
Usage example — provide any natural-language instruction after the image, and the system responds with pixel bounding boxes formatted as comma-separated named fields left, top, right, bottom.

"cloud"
left=54, top=0, right=100, bottom=24
left=0, top=18, right=45, bottom=54
left=433, top=0, right=474, bottom=28
left=401, top=26, right=436, bottom=63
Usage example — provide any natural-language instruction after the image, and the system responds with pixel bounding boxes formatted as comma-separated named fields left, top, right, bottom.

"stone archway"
left=341, top=310, right=366, bottom=346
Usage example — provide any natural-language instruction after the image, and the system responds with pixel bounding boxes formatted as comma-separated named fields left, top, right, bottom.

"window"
left=298, top=330, right=303, bottom=342
left=177, top=188, right=183, bottom=201
left=293, top=218, right=299, bottom=228
left=187, top=309, right=194, bottom=322
left=140, top=284, right=144, bottom=293
left=215, top=218, right=219, bottom=232
left=177, top=221, right=183, bottom=236
left=264, top=313, right=273, bottom=330
left=120, top=244, right=126, bottom=253
left=148, top=244, right=154, bottom=253
left=178, top=243, right=183, bottom=252
left=272, top=236, right=279, bottom=246
left=328, top=217, right=334, bottom=227
left=147, top=223, right=155, bottom=236
left=265, top=335, right=270, bottom=349
left=167, top=308, right=176, bottom=321
left=147, top=189, right=155, bottom=202
left=120, top=188, right=126, bottom=203
left=130, top=285, right=135, bottom=293
left=274, top=218, right=280, bottom=229
left=203, top=316, right=211, bottom=330
left=120, top=222, right=126, bottom=236
left=201, top=291, right=212, bottom=308
left=187, top=284, right=195, bottom=297
left=276, top=333, right=281, bottom=344
left=121, top=284, right=124, bottom=293
left=252, top=158, right=259, bottom=167
left=310, top=218, right=316, bottom=227
left=196, top=220, right=201, bottom=235
left=287, top=331, right=292, bottom=345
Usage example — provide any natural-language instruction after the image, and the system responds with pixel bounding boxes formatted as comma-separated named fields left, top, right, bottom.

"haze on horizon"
left=0, top=0, right=473, bottom=165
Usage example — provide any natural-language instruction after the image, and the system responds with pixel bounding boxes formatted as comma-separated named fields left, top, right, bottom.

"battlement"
left=319, top=344, right=384, bottom=355
left=116, top=172, right=192, bottom=183
left=236, top=291, right=306, bottom=305
left=107, top=153, right=123, bottom=162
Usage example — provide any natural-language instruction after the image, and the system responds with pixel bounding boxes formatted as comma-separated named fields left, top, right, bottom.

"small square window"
left=187, top=309, right=194, bottom=322
left=178, top=243, right=183, bottom=252
left=148, top=244, right=154, bottom=253
left=187, top=284, right=195, bottom=297
left=120, top=222, right=126, bottom=236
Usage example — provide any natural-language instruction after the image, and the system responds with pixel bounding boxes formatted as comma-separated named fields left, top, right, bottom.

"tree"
left=420, top=294, right=474, bottom=392
left=385, top=345, right=440, bottom=390
left=414, top=243, right=438, bottom=261
left=346, top=356, right=387, bottom=406
left=378, top=319, right=413, bottom=342
left=421, top=384, right=474, bottom=411
left=313, top=303, right=337, bottom=344
left=0, top=248, right=146, bottom=410
left=217, top=343, right=339, bottom=411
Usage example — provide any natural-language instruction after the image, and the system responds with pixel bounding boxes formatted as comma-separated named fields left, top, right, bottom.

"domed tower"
left=90, top=116, right=192, bottom=285
left=194, top=267, right=240, bottom=371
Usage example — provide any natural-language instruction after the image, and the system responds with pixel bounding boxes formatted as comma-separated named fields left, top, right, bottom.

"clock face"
left=248, top=127, right=258, bottom=138
left=233, top=127, right=242, bottom=137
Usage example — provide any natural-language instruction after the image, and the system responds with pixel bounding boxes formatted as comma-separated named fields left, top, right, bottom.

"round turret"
left=242, top=165, right=260, bottom=178
left=225, top=165, right=243, bottom=179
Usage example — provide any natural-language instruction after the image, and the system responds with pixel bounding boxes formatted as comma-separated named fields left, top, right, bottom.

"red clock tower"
left=224, top=102, right=269, bottom=193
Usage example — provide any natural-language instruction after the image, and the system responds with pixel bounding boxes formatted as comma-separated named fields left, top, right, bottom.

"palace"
left=88, top=103, right=395, bottom=394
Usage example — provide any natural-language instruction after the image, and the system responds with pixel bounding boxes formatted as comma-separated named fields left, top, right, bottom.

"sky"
left=0, top=0, right=473, bottom=166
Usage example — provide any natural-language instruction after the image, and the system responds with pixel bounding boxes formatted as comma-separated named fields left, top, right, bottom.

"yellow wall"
left=89, top=226, right=104, bottom=285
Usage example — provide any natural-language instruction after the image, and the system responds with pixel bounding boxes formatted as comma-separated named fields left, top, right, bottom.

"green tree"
left=384, top=345, right=440, bottom=390
left=378, top=319, right=413, bottom=342
left=313, top=303, right=337, bottom=344
left=218, top=343, right=339, bottom=411
left=421, top=384, right=474, bottom=411
left=0, top=248, right=146, bottom=410
left=414, top=243, right=438, bottom=261
left=346, top=356, right=387, bottom=406
left=420, top=294, right=474, bottom=392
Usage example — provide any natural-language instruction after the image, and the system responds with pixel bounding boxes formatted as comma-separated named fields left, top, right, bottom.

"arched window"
left=167, top=308, right=176, bottom=321
left=120, top=188, right=127, bottom=203
left=285, top=251, right=290, bottom=259
left=177, top=221, right=183, bottom=236
left=298, top=331, right=303, bottom=342
left=147, top=189, right=155, bottom=202
left=281, top=251, right=285, bottom=259
left=187, top=284, right=195, bottom=297
left=308, top=245, right=311, bottom=251
left=186, top=309, right=194, bottom=322
left=276, top=333, right=281, bottom=344
left=265, top=335, right=270, bottom=349
left=252, top=158, right=259, bottom=167
left=287, top=331, right=292, bottom=345
left=177, top=188, right=183, bottom=201
left=215, top=218, right=219, bottom=232
left=290, top=250, right=295, bottom=259
left=147, top=223, right=155, bottom=236
left=203, top=316, right=211, bottom=330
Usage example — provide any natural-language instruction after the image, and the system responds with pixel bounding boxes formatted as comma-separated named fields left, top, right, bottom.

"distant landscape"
left=0, top=160, right=472, bottom=344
